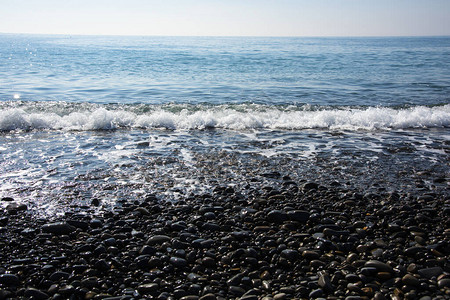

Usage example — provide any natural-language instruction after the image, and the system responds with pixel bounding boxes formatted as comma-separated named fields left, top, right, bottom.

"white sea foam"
left=0, top=104, right=449, bottom=132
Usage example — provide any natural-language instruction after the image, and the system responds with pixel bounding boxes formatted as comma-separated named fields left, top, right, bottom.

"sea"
left=0, top=34, right=449, bottom=217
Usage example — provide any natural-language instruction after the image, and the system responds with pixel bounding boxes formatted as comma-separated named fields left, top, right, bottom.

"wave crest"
left=1, top=103, right=449, bottom=131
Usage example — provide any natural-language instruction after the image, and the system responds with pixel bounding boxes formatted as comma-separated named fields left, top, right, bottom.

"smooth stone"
left=278, top=287, right=294, bottom=294
left=137, top=283, right=159, bottom=294
left=240, top=296, right=258, bottom=300
left=24, top=288, right=49, bottom=300
left=273, top=293, right=287, bottom=300
left=407, top=263, right=418, bottom=273
left=438, top=278, right=450, bottom=288
left=240, top=208, right=257, bottom=218
left=303, top=182, right=319, bottom=191
left=347, top=253, right=359, bottom=263
left=347, top=283, right=362, bottom=293
left=376, top=272, right=392, bottom=281
left=202, top=222, right=220, bottom=231
left=0, top=274, right=20, bottom=286
left=286, top=210, right=310, bottom=222
left=170, top=257, right=188, bottom=268
left=308, top=288, right=324, bottom=298
left=373, top=292, right=387, bottom=300
left=135, top=207, right=150, bottom=215
left=417, top=267, right=443, bottom=279
left=310, top=259, right=326, bottom=268
left=267, top=210, right=288, bottom=223
left=199, top=294, right=216, bottom=300
left=204, top=212, right=216, bottom=220
left=402, top=274, right=419, bottom=286
left=302, top=250, right=320, bottom=260
left=41, top=222, right=75, bottom=235
left=0, top=290, right=13, bottom=299
left=280, top=249, right=299, bottom=261
left=146, top=235, right=171, bottom=245
left=364, top=260, right=394, bottom=273
left=180, top=296, right=199, bottom=300
left=67, top=220, right=89, bottom=230
left=227, top=274, right=244, bottom=286
left=49, top=271, right=70, bottom=281
left=6, top=203, right=27, bottom=212
left=228, top=286, right=245, bottom=296
left=360, top=267, right=377, bottom=276
left=201, top=257, right=216, bottom=268
left=139, top=245, right=156, bottom=255
left=187, top=273, right=202, bottom=282
left=253, top=226, right=271, bottom=232
left=172, top=221, right=187, bottom=231
left=404, top=246, right=424, bottom=257
left=318, top=273, right=333, bottom=292
left=371, top=248, right=383, bottom=258
left=90, top=219, right=103, bottom=228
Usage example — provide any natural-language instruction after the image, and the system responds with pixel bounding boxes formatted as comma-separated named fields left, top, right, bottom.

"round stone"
left=0, top=274, right=20, bottom=286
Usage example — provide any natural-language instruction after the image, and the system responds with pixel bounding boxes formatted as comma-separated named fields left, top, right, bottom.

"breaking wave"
left=0, top=102, right=449, bottom=132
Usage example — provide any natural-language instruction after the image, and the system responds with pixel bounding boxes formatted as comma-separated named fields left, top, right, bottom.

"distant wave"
left=0, top=102, right=449, bottom=131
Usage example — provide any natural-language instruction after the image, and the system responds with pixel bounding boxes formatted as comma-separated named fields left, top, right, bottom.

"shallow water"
left=1, top=126, right=448, bottom=217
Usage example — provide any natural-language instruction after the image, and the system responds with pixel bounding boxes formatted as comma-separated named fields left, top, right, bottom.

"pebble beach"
left=1, top=176, right=449, bottom=299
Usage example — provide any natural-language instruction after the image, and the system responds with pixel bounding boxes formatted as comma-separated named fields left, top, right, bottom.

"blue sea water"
left=0, top=34, right=449, bottom=216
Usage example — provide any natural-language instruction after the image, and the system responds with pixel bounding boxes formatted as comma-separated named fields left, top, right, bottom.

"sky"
left=0, top=0, right=449, bottom=37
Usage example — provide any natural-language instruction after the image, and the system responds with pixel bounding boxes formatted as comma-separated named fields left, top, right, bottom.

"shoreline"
left=1, top=179, right=449, bottom=299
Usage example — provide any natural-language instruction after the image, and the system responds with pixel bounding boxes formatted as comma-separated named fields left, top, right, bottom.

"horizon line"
left=1, top=31, right=449, bottom=39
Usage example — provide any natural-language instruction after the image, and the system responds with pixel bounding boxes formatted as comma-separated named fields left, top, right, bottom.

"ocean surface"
left=0, top=34, right=449, bottom=216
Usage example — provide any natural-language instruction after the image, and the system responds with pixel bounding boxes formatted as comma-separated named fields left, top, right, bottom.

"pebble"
left=418, top=267, right=443, bottom=279
left=302, top=250, right=320, bottom=260
left=318, top=272, right=333, bottom=292
left=137, top=283, right=159, bottom=294
left=437, top=278, right=450, bottom=289
left=309, top=288, right=324, bottom=298
left=402, top=274, right=419, bottom=286
left=6, top=202, right=27, bottom=212
left=199, top=294, right=217, bottom=300
left=286, top=210, right=310, bottom=222
left=24, top=288, right=49, bottom=300
left=364, top=260, right=394, bottom=273
left=280, top=249, right=299, bottom=261
left=41, top=222, right=75, bottom=235
left=49, top=271, right=70, bottom=281
left=267, top=210, right=288, bottom=223
left=273, top=293, right=287, bottom=300
left=0, top=274, right=20, bottom=286
left=146, top=235, right=171, bottom=245
left=303, top=182, right=319, bottom=191
left=170, top=256, right=188, bottom=268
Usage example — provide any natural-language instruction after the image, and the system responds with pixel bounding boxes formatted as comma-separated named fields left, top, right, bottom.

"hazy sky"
left=1, top=0, right=449, bottom=37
